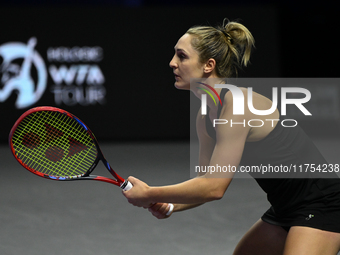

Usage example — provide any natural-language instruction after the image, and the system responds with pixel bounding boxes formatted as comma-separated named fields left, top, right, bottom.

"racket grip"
left=120, top=180, right=133, bottom=191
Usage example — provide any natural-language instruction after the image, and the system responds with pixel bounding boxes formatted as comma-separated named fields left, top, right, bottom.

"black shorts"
left=262, top=201, right=340, bottom=233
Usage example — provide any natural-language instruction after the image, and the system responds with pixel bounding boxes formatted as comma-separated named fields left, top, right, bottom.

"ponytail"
left=187, top=18, right=255, bottom=77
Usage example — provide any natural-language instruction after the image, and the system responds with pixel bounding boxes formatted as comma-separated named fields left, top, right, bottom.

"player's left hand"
left=123, top=176, right=153, bottom=208
left=148, top=203, right=173, bottom=219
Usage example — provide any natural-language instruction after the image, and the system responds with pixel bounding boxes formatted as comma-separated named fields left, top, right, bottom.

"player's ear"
left=203, top=58, right=216, bottom=74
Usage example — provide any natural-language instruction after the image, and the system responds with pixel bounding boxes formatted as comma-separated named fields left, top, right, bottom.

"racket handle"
left=120, top=180, right=133, bottom=191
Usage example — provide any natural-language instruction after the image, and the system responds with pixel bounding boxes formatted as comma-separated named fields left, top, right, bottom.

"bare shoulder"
left=219, top=86, right=247, bottom=117
left=224, top=86, right=277, bottom=113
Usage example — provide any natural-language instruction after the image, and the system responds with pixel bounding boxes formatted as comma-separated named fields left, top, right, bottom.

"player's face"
left=169, top=33, right=205, bottom=90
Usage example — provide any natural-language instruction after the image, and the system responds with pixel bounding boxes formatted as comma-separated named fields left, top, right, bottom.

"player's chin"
left=174, top=80, right=190, bottom=90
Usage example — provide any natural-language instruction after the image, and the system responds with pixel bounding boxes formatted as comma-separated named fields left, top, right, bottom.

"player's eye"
left=177, top=52, right=187, bottom=60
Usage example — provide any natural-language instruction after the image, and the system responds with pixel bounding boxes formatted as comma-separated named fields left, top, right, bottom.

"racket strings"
left=11, top=111, right=98, bottom=178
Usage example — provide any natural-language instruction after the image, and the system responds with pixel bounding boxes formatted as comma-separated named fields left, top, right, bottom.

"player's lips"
left=174, top=73, right=180, bottom=79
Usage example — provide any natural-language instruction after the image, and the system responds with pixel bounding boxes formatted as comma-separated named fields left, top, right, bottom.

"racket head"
left=9, top=106, right=102, bottom=182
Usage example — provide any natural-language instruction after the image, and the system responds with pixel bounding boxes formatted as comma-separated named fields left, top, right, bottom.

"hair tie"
left=220, top=30, right=232, bottom=43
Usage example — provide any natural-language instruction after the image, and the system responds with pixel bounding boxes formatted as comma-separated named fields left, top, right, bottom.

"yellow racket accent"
left=11, top=110, right=98, bottom=178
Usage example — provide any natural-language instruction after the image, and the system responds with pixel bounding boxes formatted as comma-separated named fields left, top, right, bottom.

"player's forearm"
left=148, top=177, right=230, bottom=204
left=173, top=203, right=204, bottom=212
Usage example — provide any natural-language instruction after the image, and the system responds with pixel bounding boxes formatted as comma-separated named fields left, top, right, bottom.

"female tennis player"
left=123, top=19, right=340, bottom=254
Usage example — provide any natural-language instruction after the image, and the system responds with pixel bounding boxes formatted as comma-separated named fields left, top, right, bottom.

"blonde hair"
left=186, top=19, right=255, bottom=78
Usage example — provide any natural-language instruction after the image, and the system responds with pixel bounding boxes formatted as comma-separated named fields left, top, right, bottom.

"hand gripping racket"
left=9, top=106, right=174, bottom=215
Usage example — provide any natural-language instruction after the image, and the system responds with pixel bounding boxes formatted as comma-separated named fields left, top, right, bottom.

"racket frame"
left=9, top=106, right=130, bottom=190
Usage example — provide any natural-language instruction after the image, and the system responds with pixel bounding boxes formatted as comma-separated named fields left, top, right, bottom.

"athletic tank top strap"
left=205, top=88, right=229, bottom=140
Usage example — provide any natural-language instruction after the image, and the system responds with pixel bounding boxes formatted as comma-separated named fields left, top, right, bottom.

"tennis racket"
left=9, top=106, right=133, bottom=190
left=9, top=106, right=174, bottom=215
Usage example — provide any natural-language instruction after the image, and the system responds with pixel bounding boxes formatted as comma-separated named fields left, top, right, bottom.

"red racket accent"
left=9, top=106, right=131, bottom=190
left=9, top=106, right=173, bottom=215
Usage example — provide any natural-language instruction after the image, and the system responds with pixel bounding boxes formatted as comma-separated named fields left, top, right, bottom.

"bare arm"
left=123, top=92, right=251, bottom=208
left=134, top=88, right=279, bottom=218
left=166, top=110, right=216, bottom=213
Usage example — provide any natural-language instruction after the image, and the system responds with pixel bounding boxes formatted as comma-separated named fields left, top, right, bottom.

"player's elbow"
left=207, top=178, right=231, bottom=201
left=208, top=188, right=225, bottom=201
left=200, top=176, right=230, bottom=202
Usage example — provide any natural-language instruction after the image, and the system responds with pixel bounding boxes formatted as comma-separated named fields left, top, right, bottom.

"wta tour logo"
left=0, top=37, right=106, bottom=109
left=197, top=82, right=312, bottom=128
left=0, top=37, right=47, bottom=109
